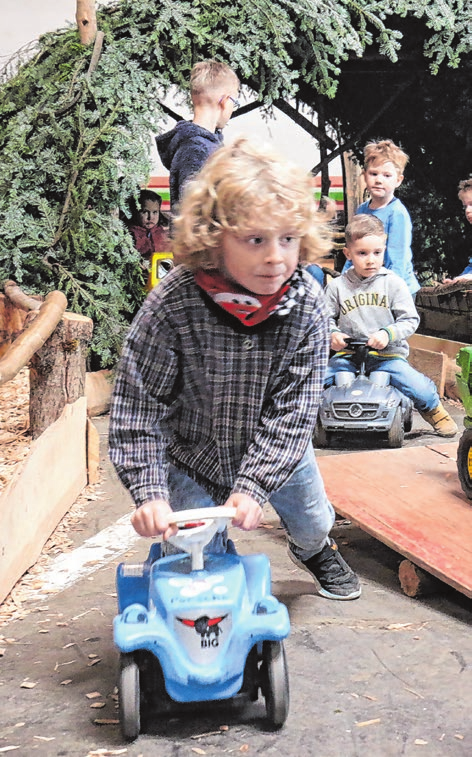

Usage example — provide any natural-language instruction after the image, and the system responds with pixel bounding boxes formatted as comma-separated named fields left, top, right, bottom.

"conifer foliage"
left=0, top=0, right=470, bottom=364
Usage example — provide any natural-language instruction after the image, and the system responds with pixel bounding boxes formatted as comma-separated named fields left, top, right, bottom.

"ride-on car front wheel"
left=457, top=428, right=472, bottom=500
left=261, top=640, right=289, bottom=729
left=387, top=407, right=404, bottom=448
left=119, top=653, right=141, bottom=741
left=313, top=416, right=330, bottom=448
left=403, top=403, right=413, bottom=433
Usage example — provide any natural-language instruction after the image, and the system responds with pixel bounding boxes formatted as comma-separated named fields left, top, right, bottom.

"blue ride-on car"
left=114, top=507, right=290, bottom=740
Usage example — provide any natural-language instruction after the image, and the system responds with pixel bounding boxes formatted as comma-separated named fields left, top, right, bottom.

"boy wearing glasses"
left=156, top=59, right=240, bottom=212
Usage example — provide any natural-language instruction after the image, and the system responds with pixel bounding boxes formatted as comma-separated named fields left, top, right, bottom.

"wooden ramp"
left=317, top=443, right=472, bottom=598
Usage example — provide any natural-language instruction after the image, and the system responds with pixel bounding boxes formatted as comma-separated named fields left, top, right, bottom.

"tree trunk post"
left=76, top=0, right=97, bottom=46
left=29, top=312, right=93, bottom=439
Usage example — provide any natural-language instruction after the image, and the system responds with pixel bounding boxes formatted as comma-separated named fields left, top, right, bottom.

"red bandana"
left=194, top=269, right=290, bottom=326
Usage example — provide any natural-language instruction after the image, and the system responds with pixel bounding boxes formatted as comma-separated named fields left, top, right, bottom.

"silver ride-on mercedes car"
left=314, top=338, right=413, bottom=449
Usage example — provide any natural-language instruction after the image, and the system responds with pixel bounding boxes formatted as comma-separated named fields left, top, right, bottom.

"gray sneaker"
left=289, top=538, right=361, bottom=600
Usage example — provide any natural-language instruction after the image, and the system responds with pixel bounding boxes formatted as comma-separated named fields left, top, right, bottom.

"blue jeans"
left=166, top=443, right=334, bottom=562
left=324, top=354, right=439, bottom=412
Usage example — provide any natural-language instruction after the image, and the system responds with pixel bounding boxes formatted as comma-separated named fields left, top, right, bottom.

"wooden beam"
left=409, top=333, right=469, bottom=361
left=408, top=333, right=470, bottom=400
left=311, top=76, right=417, bottom=174
left=273, top=99, right=336, bottom=149
left=0, top=291, right=67, bottom=386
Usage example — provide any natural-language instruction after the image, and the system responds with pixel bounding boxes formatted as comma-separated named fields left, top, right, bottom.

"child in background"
left=156, top=60, right=240, bottom=212
left=326, top=214, right=457, bottom=437
left=109, top=138, right=361, bottom=601
left=128, top=189, right=170, bottom=259
left=344, top=139, right=420, bottom=297
left=443, top=177, right=472, bottom=283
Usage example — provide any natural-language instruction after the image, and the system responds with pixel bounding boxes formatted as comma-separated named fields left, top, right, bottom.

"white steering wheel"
left=167, top=506, right=237, bottom=570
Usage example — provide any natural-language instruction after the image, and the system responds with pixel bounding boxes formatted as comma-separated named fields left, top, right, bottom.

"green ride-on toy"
left=456, top=346, right=472, bottom=500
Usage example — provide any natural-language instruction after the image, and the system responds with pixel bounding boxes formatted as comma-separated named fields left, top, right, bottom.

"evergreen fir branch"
left=0, top=0, right=470, bottom=365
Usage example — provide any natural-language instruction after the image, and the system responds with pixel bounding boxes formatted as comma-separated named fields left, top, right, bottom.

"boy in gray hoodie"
left=324, top=215, right=457, bottom=437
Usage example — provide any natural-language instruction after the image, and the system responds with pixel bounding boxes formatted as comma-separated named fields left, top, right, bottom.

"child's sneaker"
left=289, top=538, right=361, bottom=600
left=419, top=403, right=458, bottom=437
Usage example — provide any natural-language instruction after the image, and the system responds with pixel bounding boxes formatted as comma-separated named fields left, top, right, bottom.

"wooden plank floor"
left=317, top=443, right=472, bottom=598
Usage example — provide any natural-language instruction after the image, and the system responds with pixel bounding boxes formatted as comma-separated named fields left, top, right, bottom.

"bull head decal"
left=177, top=614, right=227, bottom=639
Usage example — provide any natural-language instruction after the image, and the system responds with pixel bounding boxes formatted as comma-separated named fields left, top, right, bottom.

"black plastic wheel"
left=313, top=416, right=330, bottom=448
left=261, top=641, right=289, bottom=729
left=457, top=428, right=472, bottom=500
left=387, top=407, right=404, bottom=448
left=119, top=653, right=141, bottom=741
left=403, top=404, right=413, bottom=434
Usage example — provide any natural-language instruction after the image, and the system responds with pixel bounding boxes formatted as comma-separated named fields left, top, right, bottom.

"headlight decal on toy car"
left=175, top=612, right=232, bottom=662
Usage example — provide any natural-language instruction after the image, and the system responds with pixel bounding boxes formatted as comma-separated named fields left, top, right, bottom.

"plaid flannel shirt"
left=109, top=265, right=329, bottom=507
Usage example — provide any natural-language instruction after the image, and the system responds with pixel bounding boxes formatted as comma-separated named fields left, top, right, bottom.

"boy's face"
left=460, top=189, right=472, bottom=225
left=218, top=223, right=300, bottom=295
left=344, top=234, right=386, bottom=278
left=363, top=161, right=403, bottom=205
left=139, top=199, right=160, bottom=230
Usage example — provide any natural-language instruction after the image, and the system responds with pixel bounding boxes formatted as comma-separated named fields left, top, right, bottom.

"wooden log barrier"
left=0, top=286, right=97, bottom=603
left=0, top=290, right=67, bottom=387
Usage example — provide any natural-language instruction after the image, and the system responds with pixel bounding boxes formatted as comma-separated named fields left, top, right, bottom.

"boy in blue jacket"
left=156, top=60, right=240, bottom=212
left=343, top=139, right=420, bottom=298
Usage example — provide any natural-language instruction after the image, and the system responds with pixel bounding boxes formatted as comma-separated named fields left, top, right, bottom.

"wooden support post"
left=342, top=151, right=364, bottom=223
left=29, top=312, right=93, bottom=439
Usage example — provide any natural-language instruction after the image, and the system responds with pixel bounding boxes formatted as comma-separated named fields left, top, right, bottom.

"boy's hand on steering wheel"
left=367, top=330, right=389, bottom=350
left=224, top=493, right=263, bottom=531
left=330, top=331, right=350, bottom=351
left=131, top=499, right=177, bottom=539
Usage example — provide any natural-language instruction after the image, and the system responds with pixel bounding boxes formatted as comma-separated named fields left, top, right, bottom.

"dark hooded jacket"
left=156, top=121, right=223, bottom=211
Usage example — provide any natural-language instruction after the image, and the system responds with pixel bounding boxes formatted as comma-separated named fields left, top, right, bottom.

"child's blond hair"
left=458, top=177, right=472, bottom=198
left=363, top=139, right=409, bottom=174
left=172, top=138, right=332, bottom=270
left=190, top=60, right=239, bottom=101
left=345, top=214, right=386, bottom=245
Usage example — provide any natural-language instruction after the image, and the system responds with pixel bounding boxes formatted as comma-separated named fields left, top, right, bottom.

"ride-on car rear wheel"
left=119, top=653, right=141, bottom=741
left=387, top=407, right=404, bottom=448
left=457, top=428, right=472, bottom=500
left=261, top=640, right=289, bottom=729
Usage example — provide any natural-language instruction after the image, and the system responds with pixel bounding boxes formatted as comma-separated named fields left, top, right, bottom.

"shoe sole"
left=287, top=549, right=362, bottom=601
